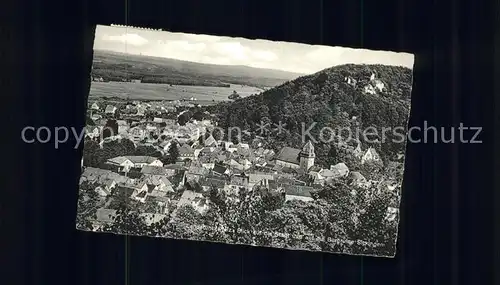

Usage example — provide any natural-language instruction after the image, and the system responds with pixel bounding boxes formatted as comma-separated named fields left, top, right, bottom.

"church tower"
left=299, top=141, right=315, bottom=171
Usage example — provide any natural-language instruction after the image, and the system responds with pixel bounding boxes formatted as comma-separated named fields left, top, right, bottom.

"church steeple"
left=299, top=141, right=315, bottom=171
left=300, top=141, right=315, bottom=157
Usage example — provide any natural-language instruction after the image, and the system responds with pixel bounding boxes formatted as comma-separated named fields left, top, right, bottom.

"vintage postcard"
left=77, top=24, right=414, bottom=257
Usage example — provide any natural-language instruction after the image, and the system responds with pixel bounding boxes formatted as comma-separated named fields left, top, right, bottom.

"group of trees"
left=206, top=64, right=413, bottom=169
left=228, top=90, right=241, bottom=100
left=162, top=141, right=179, bottom=164
left=91, top=61, right=230, bottom=87
left=75, top=181, right=104, bottom=230
left=102, top=208, right=171, bottom=237
left=163, top=180, right=398, bottom=256
left=82, top=138, right=180, bottom=169
left=177, top=108, right=210, bottom=125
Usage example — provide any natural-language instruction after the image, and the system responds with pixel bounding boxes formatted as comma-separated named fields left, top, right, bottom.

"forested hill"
left=91, top=50, right=304, bottom=88
left=207, top=64, right=414, bottom=168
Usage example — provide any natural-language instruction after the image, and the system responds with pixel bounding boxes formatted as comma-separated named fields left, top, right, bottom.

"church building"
left=275, top=141, right=315, bottom=171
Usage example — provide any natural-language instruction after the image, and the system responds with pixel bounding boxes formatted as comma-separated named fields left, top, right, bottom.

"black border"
left=4, top=0, right=496, bottom=284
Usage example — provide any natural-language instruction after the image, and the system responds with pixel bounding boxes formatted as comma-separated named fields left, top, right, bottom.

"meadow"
left=89, top=82, right=264, bottom=104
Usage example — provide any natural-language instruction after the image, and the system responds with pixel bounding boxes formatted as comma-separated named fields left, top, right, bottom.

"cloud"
left=305, top=46, right=344, bottom=65
left=161, top=40, right=206, bottom=52
left=181, top=33, right=220, bottom=43
left=94, top=25, right=414, bottom=74
left=212, top=42, right=249, bottom=61
left=251, top=50, right=278, bottom=61
left=102, top=33, right=149, bottom=46
left=208, top=42, right=278, bottom=65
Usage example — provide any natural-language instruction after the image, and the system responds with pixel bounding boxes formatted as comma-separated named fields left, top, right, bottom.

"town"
left=78, top=95, right=402, bottom=254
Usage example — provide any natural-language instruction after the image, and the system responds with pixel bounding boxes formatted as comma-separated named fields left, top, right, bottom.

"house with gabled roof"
left=105, top=105, right=117, bottom=115
left=248, top=173, right=274, bottom=189
left=330, top=163, right=350, bottom=178
left=236, top=143, right=250, bottom=149
left=219, top=141, right=237, bottom=152
left=230, top=173, right=249, bottom=188
left=105, top=157, right=135, bottom=173
left=178, top=144, right=195, bottom=161
left=199, top=177, right=226, bottom=192
left=204, top=135, right=218, bottom=147
left=90, top=113, right=103, bottom=121
left=224, top=173, right=249, bottom=195
left=361, top=147, right=381, bottom=165
left=175, top=190, right=205, bottom=213
left=94, top=177, right=117, bottom=197
left=116, top=120, right=129, bottom=134
left=192, top=144, right=204, bottom=158
left=198, top=155, right=216, bottom=170
left=184, top=165, right=209, bottom=184
left=213, top=163, right=230, bottom=176
left=228, top=159, right=245, bottom=171
left=132, top=189, right=149, bottom=203
left=129, top=178, right=167, bottom=203
left=163, top=163, right=184, bottom=176
left=153, top=117, right=164, bottom=124
left=135, top=105, right=147, bottom=116
left=84, top=126, right=101, bottom=140
left=144, top=176, right=174, bottom=192
left=125, top=156, right=163, bottom=168
left=129, top=126, right=146, bottom=141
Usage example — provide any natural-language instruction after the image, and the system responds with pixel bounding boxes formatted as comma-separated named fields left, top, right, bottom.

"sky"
left=94, top=25, right=414, bottom=75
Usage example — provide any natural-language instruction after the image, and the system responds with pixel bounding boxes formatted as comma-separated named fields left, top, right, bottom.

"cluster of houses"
left=80, top=99, right=401, bottom=230
left=85, top=99, right=211, bottom=146
left=88, top=99, right=198, bottom=122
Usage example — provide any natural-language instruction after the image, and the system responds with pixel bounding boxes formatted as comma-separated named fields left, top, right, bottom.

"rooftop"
left=124, top=156, right=160, bottom=164
left=276, top=147, right=301, bottom=164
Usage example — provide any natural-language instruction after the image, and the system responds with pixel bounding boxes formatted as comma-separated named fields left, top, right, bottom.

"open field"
left=89, top=81, right=264, bottom=104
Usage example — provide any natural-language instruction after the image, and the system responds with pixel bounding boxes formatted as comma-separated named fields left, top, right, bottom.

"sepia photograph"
left=77, top=24, right=414, bottom=257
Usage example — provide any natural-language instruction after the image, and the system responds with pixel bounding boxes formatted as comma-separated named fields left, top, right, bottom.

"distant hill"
left=91, top=50, right=304, bottom=88
left=206, top=64, right=413, bottom=169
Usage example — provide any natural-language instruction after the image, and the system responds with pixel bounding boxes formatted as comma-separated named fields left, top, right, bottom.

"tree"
left=86, top=115, right=95, bottom=126
left=257, top=186, right=285, bottom=211
left=201, top=205, right=231, bottom=243
left=135, top=145, right=162, bottom=157
left=165, top=205, right=205, bottom=239
left=208, top=186, right=227, bottom=212
left=102, top=119, right=118, bottom=139
left=178, top=111, right=192, bottom=126
left=76, top=181, right=102, bottom=230
left=355, top=193, right=392, bottom=242
left=103, top=209, right=170, bottom=237
left=97, top=139, right=136, bottom=167
left=82, top=139, right=101, bottom=167
left=228, top=91, right=241, bottom=100
left=167, top=141, right=179, bottom=163
left=193, top=110, right=205, bottom=121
